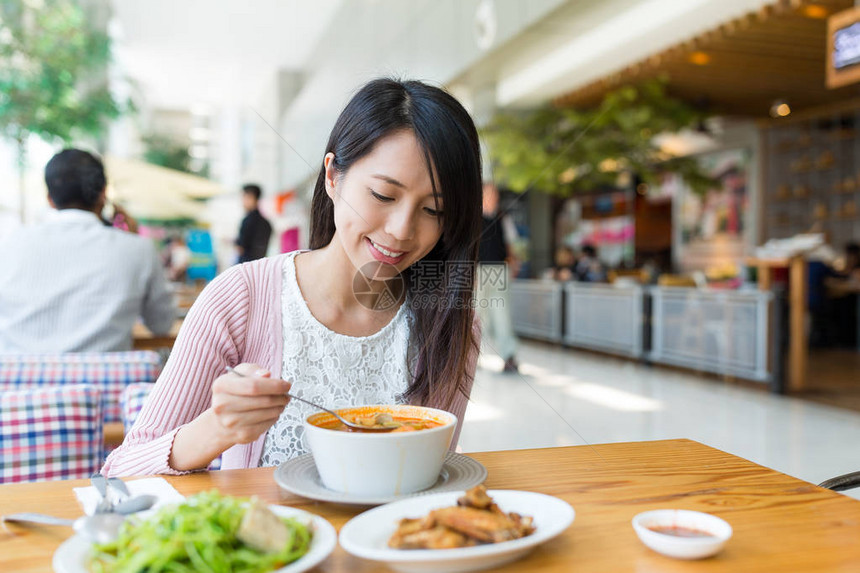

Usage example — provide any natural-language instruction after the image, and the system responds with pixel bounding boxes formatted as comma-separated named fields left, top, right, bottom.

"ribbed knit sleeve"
left=102, top=264, right=252, bottom=476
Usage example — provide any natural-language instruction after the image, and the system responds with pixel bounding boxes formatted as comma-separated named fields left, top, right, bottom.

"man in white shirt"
left=0, top=149, right=176, bottom=352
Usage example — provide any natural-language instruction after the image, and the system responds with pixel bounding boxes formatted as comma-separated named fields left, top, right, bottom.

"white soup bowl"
left=304, top=404, right=456, bottom=497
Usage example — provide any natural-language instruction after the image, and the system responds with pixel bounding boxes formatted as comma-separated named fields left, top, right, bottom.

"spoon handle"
left=225, top=366, right=346, bottom=419
left=2, top=513, right=74, bottom=527
left=224, top=366, right=391, bottom=431
left=224, top=367, right=335, bottom=415
left=284, top=392, right=339, bottom=417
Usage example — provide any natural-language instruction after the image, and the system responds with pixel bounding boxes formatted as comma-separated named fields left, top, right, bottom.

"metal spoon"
left=2, top=512, right=126, bottom=544
left=112, top=494, right=157, bottom=514
left=225, top=366, right=396, bottom=432
left=2, top=495, right=156, bottom=544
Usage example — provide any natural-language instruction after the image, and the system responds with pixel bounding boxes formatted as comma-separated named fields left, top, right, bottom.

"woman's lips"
left=366, top=237, right=407, bottom=264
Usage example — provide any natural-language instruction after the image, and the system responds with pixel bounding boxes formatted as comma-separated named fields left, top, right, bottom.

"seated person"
left=545, top=246, right=577, bottom=281
left=821, top=242, right=860, bottom=347
left=166, top=235, right=192, bottom=282
left=574, top=244, right=607, bottom=283
left=0, top=148, right=177, bottom=352
left=841, top=242, right=860, bottom=280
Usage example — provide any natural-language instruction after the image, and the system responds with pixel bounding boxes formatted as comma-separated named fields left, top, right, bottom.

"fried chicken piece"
left=430, top=506, right=526, bottom=543
left=391, top=516, right=434, bottom=537
left=458, top=485, right=506, bottom=516
left=388, top=486, right=536, bottom=550
left=509, top=512, right=536, bottom=537
left=457, top=485, right=494, bottom=510
left=389, top=523, right=474, bottom=549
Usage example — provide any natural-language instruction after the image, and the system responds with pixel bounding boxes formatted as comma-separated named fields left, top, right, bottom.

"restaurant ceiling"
left=109, top=0, right=342, bottom=108
left=554, top=0, right=860, bottom=117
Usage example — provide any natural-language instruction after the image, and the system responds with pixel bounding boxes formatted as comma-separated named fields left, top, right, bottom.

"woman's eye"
left=424, top=207, right=443, bottom=217
left=370, top=190, right=393, bottom=202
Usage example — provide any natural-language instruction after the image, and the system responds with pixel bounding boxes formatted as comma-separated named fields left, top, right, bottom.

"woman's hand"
left=210, top=363, right=292, bottom=445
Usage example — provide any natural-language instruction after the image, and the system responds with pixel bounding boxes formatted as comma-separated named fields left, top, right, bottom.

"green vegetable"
left=89, top=491, right=312, bottom=573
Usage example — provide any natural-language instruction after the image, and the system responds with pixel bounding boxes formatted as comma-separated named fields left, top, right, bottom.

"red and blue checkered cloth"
left=120, top=382, right=155, bottom=435
left=0, top=384, right=103, bottom=483
left=0, top=351, right=162, bottom=423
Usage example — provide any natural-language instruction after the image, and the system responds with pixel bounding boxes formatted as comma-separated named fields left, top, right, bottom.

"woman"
left=103, top=78, right=483, bottom=475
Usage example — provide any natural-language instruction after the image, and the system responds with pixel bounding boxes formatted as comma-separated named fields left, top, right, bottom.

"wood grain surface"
left=2, top=439, right=859, bottom=572
left=131, top=319, right=182, bottom=351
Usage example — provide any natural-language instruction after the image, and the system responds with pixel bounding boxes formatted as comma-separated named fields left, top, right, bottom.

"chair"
left=0, top=384, right=103, bottom=483
left=120, top=382, right=156, bottom=435
left=818, top=472, right=860, bottom=492
left=121, top=383, right=221, bottom=470
left=0, top=351, right=162, bottom=424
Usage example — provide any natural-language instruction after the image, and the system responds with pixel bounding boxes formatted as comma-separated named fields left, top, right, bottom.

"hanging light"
left=801, top=4, right=829, bottom=19
left=770, top=99, right=791, bottom=118
left=687, top=51, right=711, bottom=66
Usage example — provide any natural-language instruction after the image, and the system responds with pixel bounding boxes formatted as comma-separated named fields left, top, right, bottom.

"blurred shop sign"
left=828, top=7, right=860, bottom=88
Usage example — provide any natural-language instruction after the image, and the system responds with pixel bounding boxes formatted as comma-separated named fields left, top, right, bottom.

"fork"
left=90, top=474, right=113, bottom=514
left=108, top=477, right=131, bottom=502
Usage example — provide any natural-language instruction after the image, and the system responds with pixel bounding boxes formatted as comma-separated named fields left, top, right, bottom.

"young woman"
left=103, top=78, right=483, bottom=475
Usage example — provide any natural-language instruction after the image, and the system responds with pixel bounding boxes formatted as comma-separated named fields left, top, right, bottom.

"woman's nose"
left=385, top=207, right=415, bottom=241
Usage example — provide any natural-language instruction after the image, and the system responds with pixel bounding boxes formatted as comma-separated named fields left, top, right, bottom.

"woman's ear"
left=323, top=152, right=337, bottom=199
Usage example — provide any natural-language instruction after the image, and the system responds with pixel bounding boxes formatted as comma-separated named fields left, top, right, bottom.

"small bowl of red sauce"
left=632, top=509, right=732, bottom=560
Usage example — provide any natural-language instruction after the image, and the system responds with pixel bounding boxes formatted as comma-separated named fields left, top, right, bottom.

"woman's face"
left=325, top=130, right=444, bottom=280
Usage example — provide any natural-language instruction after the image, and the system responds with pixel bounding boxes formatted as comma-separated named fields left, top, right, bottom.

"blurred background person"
left=235, top=183, right=272, bottom=263
left=842, top=243, right=860, bottom=280
left=545, top=245, right=577, bottom=281
left=820, top=242, right=860, bottom=348
left=574, top=244, right=607, bottom=283
left=0, top=148, right=176, bottom=352
left=166, top=235, right=192, bottom=282
left=477, top=182, right=519, bottom=373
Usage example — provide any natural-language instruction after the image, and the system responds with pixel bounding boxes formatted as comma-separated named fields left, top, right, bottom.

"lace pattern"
left=260, top=252, right=412, bottom=466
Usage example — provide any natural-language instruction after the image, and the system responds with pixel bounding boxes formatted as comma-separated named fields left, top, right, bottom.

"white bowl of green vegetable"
left=53, top=491, right=337, bottom=573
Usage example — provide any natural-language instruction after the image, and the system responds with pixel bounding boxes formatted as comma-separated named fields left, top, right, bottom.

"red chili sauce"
left=647, top=525, right=716, bottom=538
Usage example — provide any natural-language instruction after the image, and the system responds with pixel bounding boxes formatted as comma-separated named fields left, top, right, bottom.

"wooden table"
left=132, top=319, right=183, bottom=351
left=3, top=439, right=860, bottom=572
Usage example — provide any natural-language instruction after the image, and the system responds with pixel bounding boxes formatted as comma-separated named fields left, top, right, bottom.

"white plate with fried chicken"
left=338, top=485, right=574, bottom=573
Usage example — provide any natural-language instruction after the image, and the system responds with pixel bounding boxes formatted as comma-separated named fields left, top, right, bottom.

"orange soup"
left=314, top=411, right=443, bottom=433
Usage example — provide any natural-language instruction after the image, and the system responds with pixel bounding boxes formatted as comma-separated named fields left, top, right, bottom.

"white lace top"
left=260, top=252, right=413, bottom=466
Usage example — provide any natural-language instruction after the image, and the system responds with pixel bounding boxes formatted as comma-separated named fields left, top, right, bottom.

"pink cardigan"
left=103, top=254, right=476, bottom=476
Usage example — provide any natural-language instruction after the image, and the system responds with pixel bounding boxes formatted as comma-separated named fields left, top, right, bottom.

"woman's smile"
left=366, top=237, right=408, bottom=264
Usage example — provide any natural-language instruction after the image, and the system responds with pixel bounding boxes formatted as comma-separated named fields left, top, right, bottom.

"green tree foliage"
left=482, top=79, right=716, bottom=196
left=141, top=133, right=192, bottom=173
left=0, top=0, right=126, bottom=219
left=0, top=0, right=123, bottom=144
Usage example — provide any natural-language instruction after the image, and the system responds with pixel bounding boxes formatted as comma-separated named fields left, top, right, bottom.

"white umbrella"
left=104, top=155, right=228, bottom=221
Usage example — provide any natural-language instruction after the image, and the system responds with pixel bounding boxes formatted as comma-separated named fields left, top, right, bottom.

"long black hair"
left=309, top=78, right=482, bottom=409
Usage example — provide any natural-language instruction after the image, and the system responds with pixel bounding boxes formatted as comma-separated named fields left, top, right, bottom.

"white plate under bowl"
left=274, top=451, right=487, bottom=506
left=53, top=504, right=336, bottom=573
left=339, top=489, right=575, bottom=573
